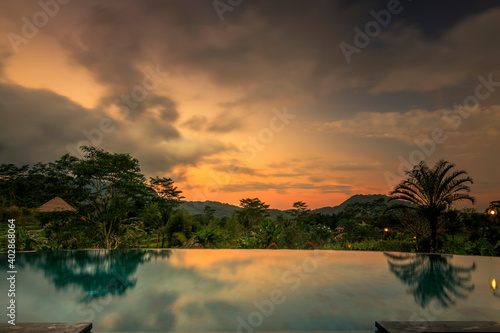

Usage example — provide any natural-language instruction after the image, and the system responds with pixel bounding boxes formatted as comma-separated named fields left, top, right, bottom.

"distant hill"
left=178, top=194, right=392, bottom=218
left=311, top=194, right=390, bottom=215
left=178, top=200, right=240, bottom=219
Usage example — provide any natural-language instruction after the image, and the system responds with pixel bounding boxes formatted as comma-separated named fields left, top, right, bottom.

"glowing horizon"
left=0, top=0, right=499, bottom=211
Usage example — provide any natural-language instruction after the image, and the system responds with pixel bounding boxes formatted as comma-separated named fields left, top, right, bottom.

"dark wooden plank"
left=376, top=321, right=500, bottom=333
left=0, top=323, right=92, bottom=333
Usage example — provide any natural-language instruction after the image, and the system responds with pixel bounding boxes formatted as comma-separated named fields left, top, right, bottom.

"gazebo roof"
left=37, top=197, right=77, bottom=213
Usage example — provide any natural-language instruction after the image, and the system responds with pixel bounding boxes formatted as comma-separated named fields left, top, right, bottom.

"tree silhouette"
left=384, top=252, right=476, bottom=308
left=387, top=160, right=475, bottom=252
left=238, top=198, right=270, bottom=228
left=292, top=201, right=311, bottom=224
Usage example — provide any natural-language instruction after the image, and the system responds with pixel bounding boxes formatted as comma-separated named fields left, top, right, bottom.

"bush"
left=465, top=238, right=498, bottom=256
left=164, top=209, right=193, bottom=247
left=372, top=240, right=414, bottom=252
left=350, top=240, right=377, bottom=251
left=417, top=235, right=445, bottom=253
left=194, top=226, right=228, bottom=248
left=43, top=215, right=97, bottom=249
left=237, top=233, right=259, bottom=249
left=309, top=224, right=334, bottom=246
left=439, top=238, right=468, bottom=255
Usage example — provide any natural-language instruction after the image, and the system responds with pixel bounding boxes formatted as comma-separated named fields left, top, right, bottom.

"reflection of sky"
left=1, top=250, right=499, bottom=332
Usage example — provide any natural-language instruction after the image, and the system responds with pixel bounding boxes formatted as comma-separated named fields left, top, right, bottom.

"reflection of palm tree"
left=384, top=252, right=475, bottom=308
left=18, top=249, right=171, bottom=302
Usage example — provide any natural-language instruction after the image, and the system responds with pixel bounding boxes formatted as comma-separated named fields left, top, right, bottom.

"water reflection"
left=384, top=252, right=476, bottom=308
left=17, top=249, right=171, bottom=302
left=492, top=279, right=500, bottom=298
left=6, top=250, right=498, bottom=331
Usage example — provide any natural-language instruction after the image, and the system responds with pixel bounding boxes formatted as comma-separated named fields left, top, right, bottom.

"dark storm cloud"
left=0, top=78, right=230, bottom=174
left=59, top=0, right=500, bottom=120
left=134, top=136, right=229, bottom=175
left=182, top=115, right=206, bottom=131
left=0, top=82, right=109, bottom=164
left=147, top=95, right=179, bottom=122
left=207, top=113, right=242, bottom=133
left=182, top=113, right=242, bottom=133
left=0, top=49, right=190, bottom=172
left=61, top=2, right=186, bottom=120
left=58, top=0, right=351, bottom=112
left=3, top=0, right=500, bottom=193
left=0, top=51, right=9, bottom=78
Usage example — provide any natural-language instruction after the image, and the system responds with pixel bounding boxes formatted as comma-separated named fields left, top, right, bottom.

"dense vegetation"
left=1, top=147, right=499, bottom=256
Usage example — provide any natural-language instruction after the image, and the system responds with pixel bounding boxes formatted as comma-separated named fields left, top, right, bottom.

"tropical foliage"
left=387, top=160, right=475, bottom=252
left=1, top=150, right=498, bottom=256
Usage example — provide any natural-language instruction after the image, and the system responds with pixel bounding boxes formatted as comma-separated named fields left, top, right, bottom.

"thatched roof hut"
left=37, top=197, right=77, bottom=213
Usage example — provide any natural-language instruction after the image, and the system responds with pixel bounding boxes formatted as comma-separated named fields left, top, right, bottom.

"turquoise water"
left=1, top=249, right=499, bottom=332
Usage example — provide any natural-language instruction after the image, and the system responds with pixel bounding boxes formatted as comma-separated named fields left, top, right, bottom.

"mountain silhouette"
left=178, top=194, right=391, bottom=218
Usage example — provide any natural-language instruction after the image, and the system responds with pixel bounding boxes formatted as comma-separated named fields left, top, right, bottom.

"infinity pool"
left=1, top=250, right=499, bottom=332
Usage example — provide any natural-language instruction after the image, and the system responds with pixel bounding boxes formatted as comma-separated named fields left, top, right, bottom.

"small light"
left=492, top=279, right=497, bottom=291
left=384, top=228, right=389, bottom=232
left=490, top=209, right=496, bottom=215
left=413, top=236, right=417, bottom=240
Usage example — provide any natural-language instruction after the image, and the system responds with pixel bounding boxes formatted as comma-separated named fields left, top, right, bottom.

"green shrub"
left=439, top=238, right=468, bottom=255
left=194, top=226, right=228, bottom=248
left=372, top=240, right=414, bottom=252
left=164, top=209, right=193, bottom=247
left=417, top=236, right=445, bottom=253
left=237, top=233, right=259, bottom=249
left=465, top=238, right=497, bottom=256
left=43, top=215, right=97, bottom=249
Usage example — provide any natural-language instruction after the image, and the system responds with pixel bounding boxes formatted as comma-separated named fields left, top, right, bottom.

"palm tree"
left=387, top=160, right=475, bottom=252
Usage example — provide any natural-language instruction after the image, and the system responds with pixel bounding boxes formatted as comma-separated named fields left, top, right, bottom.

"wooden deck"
left=376, top=321, right=500, bottom=333
left=0, top=323, right=92, bottom=333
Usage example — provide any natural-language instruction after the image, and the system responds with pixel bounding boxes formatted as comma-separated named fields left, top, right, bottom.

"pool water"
left=1, top=249, right=499, bottom=332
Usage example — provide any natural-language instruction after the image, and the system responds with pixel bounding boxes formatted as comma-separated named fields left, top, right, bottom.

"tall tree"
left=0, top=155, right=85, bottom=208
left=140, top=201, right=163, bottom=244
left=72, top=146, right=151, bottom=248
left=0, top=163, right=30, bottom=206
left=238, top=198, right=270, bottom=228
left=147, top=177, right=184, bottom=247
left=73, top=146, right=150, bottom=209
left=292, top=201, right=311, bottom=224
left=149, top=177, right=184, bottom=206
left=387, top=160, right=475, bottom=253
left=203, top=205, right=216, bottom=224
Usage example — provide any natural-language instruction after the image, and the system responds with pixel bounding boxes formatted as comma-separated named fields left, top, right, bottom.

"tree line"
left=0, top=147, right=498, bottom=255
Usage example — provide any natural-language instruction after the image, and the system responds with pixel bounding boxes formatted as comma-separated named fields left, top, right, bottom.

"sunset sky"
left=0, top=0, right=499, bottom=210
